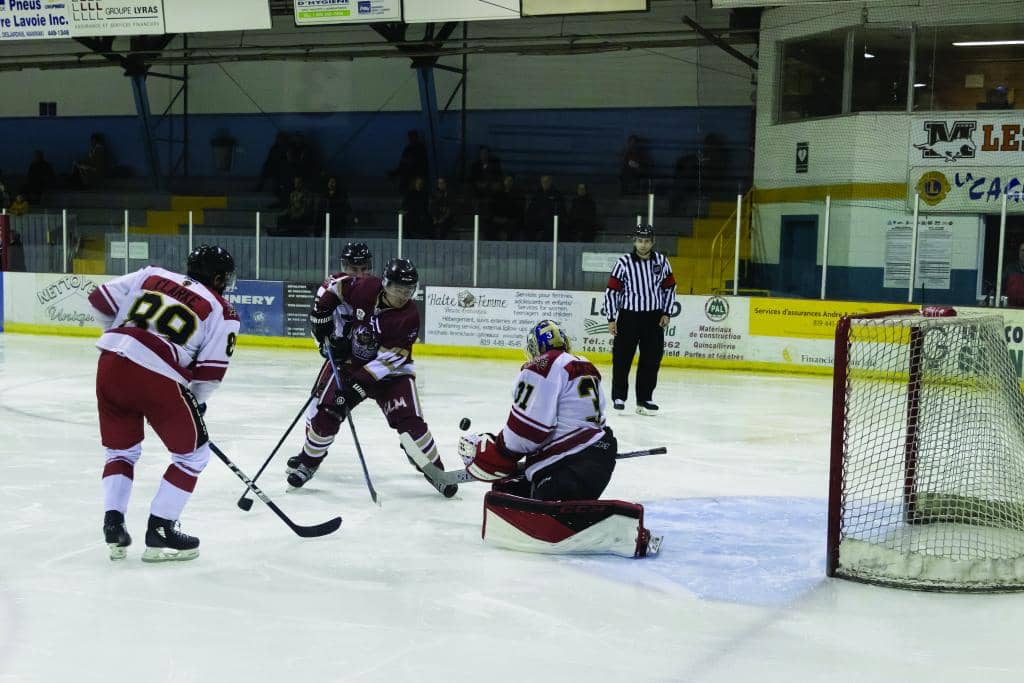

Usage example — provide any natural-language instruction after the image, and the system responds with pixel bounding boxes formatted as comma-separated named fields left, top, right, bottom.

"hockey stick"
left=211, top=442, right=342, bottom=538
left=237, top=394, right=317, bottom=511
left=411, top=441, right=668, bottom=487
left=325, top=345, right=380, bottom=506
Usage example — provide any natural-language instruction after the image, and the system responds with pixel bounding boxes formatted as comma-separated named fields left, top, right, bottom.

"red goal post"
left=827, top=306, right=1024, bottom=591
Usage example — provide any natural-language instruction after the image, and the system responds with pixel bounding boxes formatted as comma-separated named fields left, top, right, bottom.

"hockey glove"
left=331, top=381, right=367, bottom=413
left=464, top=433, right=519, bottom=482
left=309, top=311, right=334, bottom=344
left=319, top=334, right=352, bottom=362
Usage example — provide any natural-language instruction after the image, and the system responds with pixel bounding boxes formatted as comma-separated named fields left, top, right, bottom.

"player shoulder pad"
left=563, top=357, right=601, bottom=382
left=521, top=349, right=562, bottom=378
left=211, top=291, right=239, bottom=321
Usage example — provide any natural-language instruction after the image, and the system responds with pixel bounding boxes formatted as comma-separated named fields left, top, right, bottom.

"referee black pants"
left=611, top=309, right=665, bottom=403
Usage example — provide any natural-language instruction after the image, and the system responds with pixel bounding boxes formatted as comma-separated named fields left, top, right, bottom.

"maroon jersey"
left=313, top=274, right=419, bottom=385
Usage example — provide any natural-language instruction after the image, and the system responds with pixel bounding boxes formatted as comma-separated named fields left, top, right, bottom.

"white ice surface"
left=1, top=333, right=1023, bottom=683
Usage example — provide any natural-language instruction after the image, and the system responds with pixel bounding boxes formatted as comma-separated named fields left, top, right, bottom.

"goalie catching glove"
left=459, top=433, right=519, bottom=481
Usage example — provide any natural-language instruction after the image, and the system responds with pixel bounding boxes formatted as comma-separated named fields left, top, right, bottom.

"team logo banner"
left=910, top=116, right=1024, bottom=167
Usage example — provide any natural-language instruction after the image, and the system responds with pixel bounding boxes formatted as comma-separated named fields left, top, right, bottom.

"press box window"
left=778, top=31, right=846, bottom=123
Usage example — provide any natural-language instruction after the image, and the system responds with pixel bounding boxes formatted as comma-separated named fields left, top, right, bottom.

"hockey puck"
left=459, top=417, right=471, bottom=431
left=238, top=497, right=254, bottom=512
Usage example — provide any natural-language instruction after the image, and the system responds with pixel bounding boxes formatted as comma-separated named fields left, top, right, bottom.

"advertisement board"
left=0, top=1, right=164, bottom=41
left=223, top=280, right=285, bottom=337
left=2, top=272, right=112, bottom=328
left=294, top=0, right=401, bottom=25
left=911, top=166, right=1024, bottom=213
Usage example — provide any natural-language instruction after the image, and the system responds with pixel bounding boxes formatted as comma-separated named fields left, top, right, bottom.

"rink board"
left=4, top=271, right=1024, bottom=378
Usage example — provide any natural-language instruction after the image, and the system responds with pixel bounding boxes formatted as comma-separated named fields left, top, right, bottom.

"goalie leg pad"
left=482, top=492, right=659, bottom=558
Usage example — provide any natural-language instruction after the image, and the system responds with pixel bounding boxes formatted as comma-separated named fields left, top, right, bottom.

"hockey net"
left=827, top=307, right=1024, bottom=591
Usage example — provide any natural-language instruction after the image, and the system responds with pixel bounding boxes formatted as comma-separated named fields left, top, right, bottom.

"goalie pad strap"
left=482, top=492, right=651, bottom=558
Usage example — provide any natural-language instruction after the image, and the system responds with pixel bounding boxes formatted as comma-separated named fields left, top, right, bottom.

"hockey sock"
left=150, top=444, right=210, bottom=521
left=101, top=444, right=141, bottom=514
left=302, top=422, right=336, bottom=459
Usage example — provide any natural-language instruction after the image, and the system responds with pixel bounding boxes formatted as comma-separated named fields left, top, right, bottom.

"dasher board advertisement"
left=294, top=0, right=401, bottom=25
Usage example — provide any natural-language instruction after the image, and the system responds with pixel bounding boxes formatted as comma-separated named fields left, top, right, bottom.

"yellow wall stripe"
left=754, top=183, right=906, bottom=204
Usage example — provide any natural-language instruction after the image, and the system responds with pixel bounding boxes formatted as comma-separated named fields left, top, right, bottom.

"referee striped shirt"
left=601, top=251, right=677, bottom=320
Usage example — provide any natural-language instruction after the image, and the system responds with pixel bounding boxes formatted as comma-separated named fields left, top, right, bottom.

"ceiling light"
left=913, top=83, right=927, bottom=88
left=952, top=40, right=1024, bottom=47
left=863, top=50, right=874, bottom=58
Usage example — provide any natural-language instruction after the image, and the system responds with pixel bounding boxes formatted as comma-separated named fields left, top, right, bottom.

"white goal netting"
left=829, top=309, right=1024, bottom=591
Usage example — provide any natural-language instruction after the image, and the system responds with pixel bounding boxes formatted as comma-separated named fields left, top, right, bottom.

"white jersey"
left=499, top=349, right=608, bottom=480
left=88, top=266, right=240, bottom=403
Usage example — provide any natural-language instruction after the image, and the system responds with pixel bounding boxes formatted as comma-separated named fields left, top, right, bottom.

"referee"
left=601, top=223, right=677, bottom=415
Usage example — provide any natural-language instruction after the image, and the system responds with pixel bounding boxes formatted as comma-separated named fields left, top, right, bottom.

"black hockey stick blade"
left=617, top=446, right=667, bottom=459
left=210, top=443, right=342, bottom=538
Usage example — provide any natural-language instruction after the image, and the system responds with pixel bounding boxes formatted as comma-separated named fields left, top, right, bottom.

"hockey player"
left=458, top=320, right=660, bottom=557
left=88, top=245, right=240, bottom=562
left=285, top=242, right=372, bottom=473
left=287, top=256, right=458, bottom=497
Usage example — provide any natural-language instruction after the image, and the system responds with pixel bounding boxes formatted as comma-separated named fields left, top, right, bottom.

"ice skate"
left=142, top=515, right=199, bottom=563
left=103, top=509, right=131, bottom=561
left=636, top=401, right=659, bottom=416
left=287, top=455, right=321, bottom=488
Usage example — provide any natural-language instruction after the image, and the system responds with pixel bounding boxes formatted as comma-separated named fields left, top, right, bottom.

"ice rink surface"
left=2, top=332, right=1023, bottom=683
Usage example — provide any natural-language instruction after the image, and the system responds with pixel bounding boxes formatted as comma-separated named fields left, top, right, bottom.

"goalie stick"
left=211, top=442, right=342, bottom=538
left=401, top=432, right=667, bottom=487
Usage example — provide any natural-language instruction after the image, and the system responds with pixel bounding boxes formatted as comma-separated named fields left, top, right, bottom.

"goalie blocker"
left=483, top=492, right=662, bottom=559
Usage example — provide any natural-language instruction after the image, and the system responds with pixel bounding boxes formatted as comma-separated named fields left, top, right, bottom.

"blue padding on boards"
left=559, top=497, right=827, bottom=607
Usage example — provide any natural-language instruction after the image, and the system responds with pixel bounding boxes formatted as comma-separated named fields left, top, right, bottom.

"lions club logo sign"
left=916, top=171, right=950, bottom=206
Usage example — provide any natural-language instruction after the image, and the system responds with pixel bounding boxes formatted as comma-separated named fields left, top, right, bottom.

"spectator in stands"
left=487, top=175, right=524, bottom=241
left=7, top=230, right=25, bottom=272
left=322, top=176, right=351, bottom=230
left=277, top=176, right=315, bottom=235
left=671, top=152, right=699, bottom=215
left=700, top=133, right=728, bottom=194
left=258, top=132, right=290, bottom=194
left=525, top=175, right=564, bottom=241
left=469, top=145, right=503, bottom=198
left=390, top=130, right=429, bottom=192
left=23, top=150, right=55, bottom=203
left=1002, top=242, right=1024, bottom=308
left=0, top=171, right=9, bottom=209
left=429, top=176, right=456, bottom=239
left=290, top=132, right=318, bottom=182
left=401, top=176, right=432, bottom=239
left=567, top=183, right=598, bottom=242
left=620, top=134, right=648, bottom=195
left=8, top=194, right=29, bottom=216
left=71, top=133, right=107, bottom=189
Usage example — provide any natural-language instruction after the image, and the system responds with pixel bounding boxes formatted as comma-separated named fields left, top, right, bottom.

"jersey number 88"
left=126, top=293, right=198, bottom=346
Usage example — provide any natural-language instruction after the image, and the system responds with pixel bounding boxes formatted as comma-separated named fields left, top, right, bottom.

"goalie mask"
left=526, top=319, right=571, bottom=359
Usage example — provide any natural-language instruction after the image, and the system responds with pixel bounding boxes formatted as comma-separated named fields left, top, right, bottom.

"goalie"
left=458, top=320, right=660, bottom=558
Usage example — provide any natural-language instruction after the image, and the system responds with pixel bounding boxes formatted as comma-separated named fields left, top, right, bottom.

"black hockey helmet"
left=341, top=242, right=372, bottom=271
left=383, top=258, right=419, bottom=289
left=187, top=244, right=236, bottom=293
left=633, top=223, right=655, bottom=239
